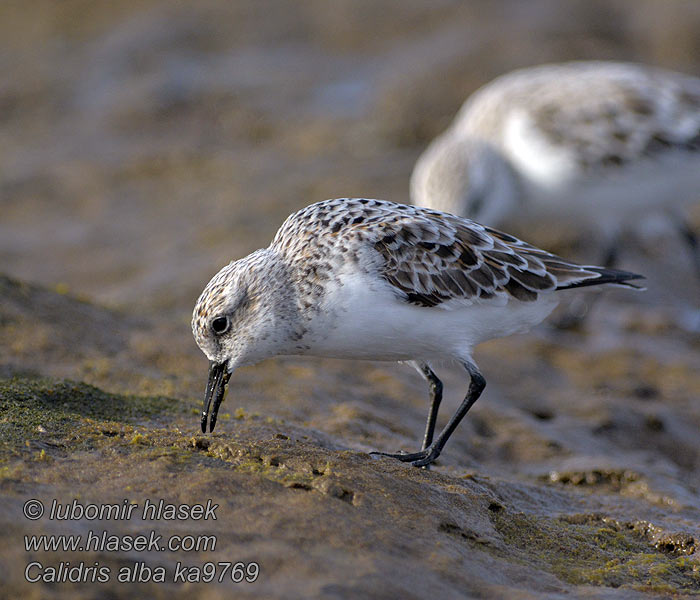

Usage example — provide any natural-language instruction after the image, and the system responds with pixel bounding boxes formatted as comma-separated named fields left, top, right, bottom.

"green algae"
left=2, top=376, right=698, bottom=595
left=573, top=554, right=700, bottom=592
left=0, top=376, right=187, bottom=462
left=487, top=509, right=700, bottom=593
left=546, top=468, right=640, bottom=488
left=205, top=440, right=313, bottom=485
left=196, top=437, right=354, bottom=499
left=1, top=372, right=698, bottom=596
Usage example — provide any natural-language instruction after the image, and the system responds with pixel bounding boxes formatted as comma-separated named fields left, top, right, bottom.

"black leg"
left=416, top=362, right=443, bottom=471
left=371, top=361, right=485, bottom=467
left=601, top=237, right=619, bottom=268
left=417, top=363, right=443, bottom=450
left=674, top=216, right=700, bottom=281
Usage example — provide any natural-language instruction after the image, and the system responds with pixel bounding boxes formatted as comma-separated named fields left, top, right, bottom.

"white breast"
left=503, top=109, right=581, bottom=193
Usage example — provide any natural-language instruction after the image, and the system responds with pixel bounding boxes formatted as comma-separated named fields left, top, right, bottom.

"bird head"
left=192, top=248, right=294, bottom=432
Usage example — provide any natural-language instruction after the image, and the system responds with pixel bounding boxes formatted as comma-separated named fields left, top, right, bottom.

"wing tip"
left=556, top=266, right=646, bottom=291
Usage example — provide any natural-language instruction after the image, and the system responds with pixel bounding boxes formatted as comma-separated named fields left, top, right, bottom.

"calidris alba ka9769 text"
left=411, top=61, right=700, bottom=273
left=192, top=198, right=643, bottom=467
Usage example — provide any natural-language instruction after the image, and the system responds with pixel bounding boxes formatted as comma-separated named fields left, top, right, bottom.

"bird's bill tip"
left=201, top=359, right=232, bottom=433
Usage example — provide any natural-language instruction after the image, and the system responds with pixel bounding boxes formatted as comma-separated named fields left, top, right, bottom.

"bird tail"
left=555, top=266, right=645, bottom=291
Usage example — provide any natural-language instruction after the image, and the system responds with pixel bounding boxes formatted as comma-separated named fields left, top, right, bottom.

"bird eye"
left=210, top=316, right=230, bottom=335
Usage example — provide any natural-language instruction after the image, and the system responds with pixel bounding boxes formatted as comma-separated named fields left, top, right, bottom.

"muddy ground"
left=1, top=1, right=699, bottom=598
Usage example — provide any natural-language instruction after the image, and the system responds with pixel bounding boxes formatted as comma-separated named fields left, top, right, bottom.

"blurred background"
left=2, top=0, right=699, bottom=317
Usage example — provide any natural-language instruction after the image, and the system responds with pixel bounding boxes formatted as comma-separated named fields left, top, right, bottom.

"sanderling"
left=410, top=61, right=700, bottom=274
left=192, top=198, right=643, bottom=467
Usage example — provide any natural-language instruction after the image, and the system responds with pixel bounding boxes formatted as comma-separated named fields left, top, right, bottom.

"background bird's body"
left=411, top=62, right=700, bottom=243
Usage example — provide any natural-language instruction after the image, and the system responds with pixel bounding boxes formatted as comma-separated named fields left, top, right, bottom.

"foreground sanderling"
left=192, top=198, right=643, bottom=467
left=411, top=61, right=700, bottom=273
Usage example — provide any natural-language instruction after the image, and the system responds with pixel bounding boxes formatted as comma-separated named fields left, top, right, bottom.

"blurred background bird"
left=410, top=61, right=700, bottom=326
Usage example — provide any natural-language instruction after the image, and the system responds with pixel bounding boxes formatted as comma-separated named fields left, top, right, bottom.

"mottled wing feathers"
left=529, top=70, right=700, bottom=171
left=465, top=62, right=700, bottom=172
left=273, top=199, right=643, bottom=308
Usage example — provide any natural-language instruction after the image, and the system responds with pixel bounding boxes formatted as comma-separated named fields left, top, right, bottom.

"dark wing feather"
left=367, top=204, right=643, bottom=307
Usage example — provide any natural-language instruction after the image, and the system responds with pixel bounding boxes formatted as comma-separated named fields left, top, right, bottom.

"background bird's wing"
left=521, top=64, right=700, bottom=171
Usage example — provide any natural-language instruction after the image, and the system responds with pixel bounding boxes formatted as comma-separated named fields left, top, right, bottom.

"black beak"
left=201, top=360, right=231, bottom=433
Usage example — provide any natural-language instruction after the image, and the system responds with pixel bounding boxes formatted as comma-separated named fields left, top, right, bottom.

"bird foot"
left=370, top=446, right=440, bottom=467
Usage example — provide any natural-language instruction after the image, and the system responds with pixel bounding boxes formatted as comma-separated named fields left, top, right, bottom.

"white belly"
left=296, top=271, right=558, bottom=363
